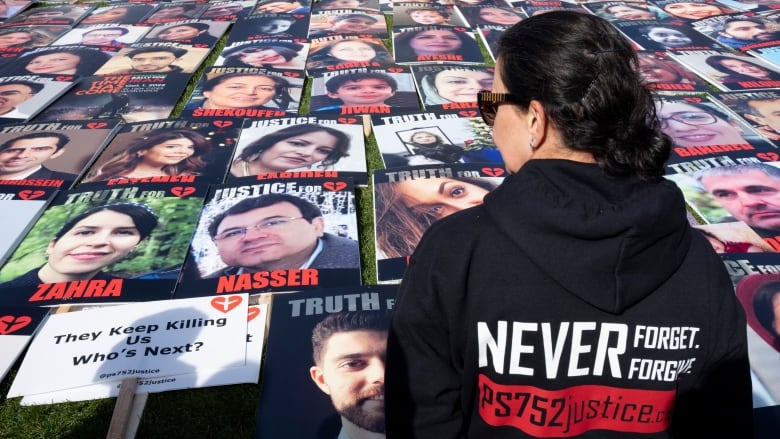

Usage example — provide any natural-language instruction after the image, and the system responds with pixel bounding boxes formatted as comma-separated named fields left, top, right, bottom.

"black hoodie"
left=386, top=159, right=752, bottom=438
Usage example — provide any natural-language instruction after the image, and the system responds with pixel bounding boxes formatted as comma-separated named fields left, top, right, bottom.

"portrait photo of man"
left=0, top=80, right=41, bottom=120
left=740, top=95, right=780, bottom=141
left=717, top=17, right=780, bottom=49
left=309, top=311, right=389, bottom=439
left=203, top=193, right=359, bottom=278
left=96, top=46, right=199, bottom=75
left=0, top=132, right=75, bottom=180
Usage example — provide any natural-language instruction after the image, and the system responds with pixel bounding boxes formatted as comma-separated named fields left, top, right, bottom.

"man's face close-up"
left=214, top=201, right=323, bottom=271
left=130, top=51, right=179, bottom=72
left=701, top=169, right=780, bottom=231
left=0, top=136, right=63, bottom=177
left=81, top=30, right=125, bottom=45
left=0, top=84, right=34, bottom=114
left=311, top=330, right=387, bottom=433
left=747, top=99, right=780, bottom=134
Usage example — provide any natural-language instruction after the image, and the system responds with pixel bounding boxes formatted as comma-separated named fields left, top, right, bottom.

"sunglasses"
left=477, top=90, right=516, bottom=126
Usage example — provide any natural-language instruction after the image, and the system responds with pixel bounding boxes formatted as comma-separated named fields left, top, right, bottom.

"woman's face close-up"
left=255, top=130, right=338, bottom=171
left=0, top=32, right=32, bottom=47
left=606, top=5, right=655, bottom=20
left=409, top=11, right=447, bottom=25
left=646, top=27, right=692, bottom=47
left=140, top=137, right=196, bottom=168
left=26, top=52, right=80, bottom=74
left=158, top=25, right=203, bottom=41
left=720, top=59, right=772, bottom=79
left=657, top=102, right=744, bottom=147
left=434, top=69, right=493, bottom=102
left=409, top=30, right=462, bottom=55
left=328, top=41, right=377, bottom=62
left=479, top=7, right=521, bottom=25
left=82, top=7, right=128, bottom=24
left=240, top=48, right=288, bottom=65
left=411, top=132, right=438, bottom=144
left=46, top=210, right=142, bottom=277
left=258, top=19, right=293, bottom=34
left=663, top=2, right=722, bottom=19
left=204, top=75, right=278, bottom=109
left=397, top=177, right=489, bottom=219
left=638, top=56, right=679, bottom=83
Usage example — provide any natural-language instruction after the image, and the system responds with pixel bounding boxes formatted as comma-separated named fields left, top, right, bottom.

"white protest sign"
left=9, top=294, right=248, bottom=398
left=21, top=304, right=268, bottom=405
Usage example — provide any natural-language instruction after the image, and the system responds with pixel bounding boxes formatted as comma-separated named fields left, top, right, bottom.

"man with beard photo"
left=310, top=311, right=387, bottom=439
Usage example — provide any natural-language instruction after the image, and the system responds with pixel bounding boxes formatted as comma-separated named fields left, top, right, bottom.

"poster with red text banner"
left=176, top=176, right=362, bottom=297
left=20, top=302, right=268, bottom=405
left=255, top=285, right=396, bottom=438
left=0, top=184, right=58, bottom=268
left=8, top=294, right=248, bottom=399
left=0, top=305, right=48, bottom=382
left=0, top=180, right=208, bottom=307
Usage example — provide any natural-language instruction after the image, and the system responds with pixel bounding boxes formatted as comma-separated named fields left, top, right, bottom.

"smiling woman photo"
left=230, top=124, right=350, bottom=177
left=188, top=72, right=296, bottom=111
left=417, top=66, right=493, bottom=105
left=85, top=130, right=211, bottom=181
left=2, top=47, right=111, bottom=76
left=0, top=202, right=158, bottom=286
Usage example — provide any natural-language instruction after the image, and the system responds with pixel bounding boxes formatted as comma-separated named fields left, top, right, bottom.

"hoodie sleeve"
left=386, top=221, right=470, bottom=438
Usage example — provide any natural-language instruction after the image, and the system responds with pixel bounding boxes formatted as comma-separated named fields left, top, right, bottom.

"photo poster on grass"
left=0, top=305, right=49, bottom=382
left=8, top=293, right=250, bottom=401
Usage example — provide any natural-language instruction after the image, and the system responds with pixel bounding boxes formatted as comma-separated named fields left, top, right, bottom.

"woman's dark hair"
left=15, top=47, right=111, bottom=76
left=393, top=27, right=483, bottom=63
left=221, top=42, right=303, bottom=68
left=85, top=130, right=211, bottom=182
left=54, top=203, right=159, bottom=242
left=202, top=72, right=295, bottom=109
left=306, top=39, right=393, bottom=70
left=497, top=11, right=671, bottom=180
left=238, top=124, right=350, bottom=166
left=753, top=281, right=780, bottom=338
left=705, top=55, right=780, bottom=81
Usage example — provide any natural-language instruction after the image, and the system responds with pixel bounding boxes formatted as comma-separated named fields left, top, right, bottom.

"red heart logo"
left=283, top=71, right=300, bottom=77
left=1, top=54, right=14, bottom=58
left=323, top=181, right=347, bottom=191
left=171, top=186, right=196, bottom=197
left=55, top=75, right=72, bottom=81
left=19, top=190, right=45, bottom=200
left=247, top=306, right=260, bottom=322
left=213, top=120, right=232, bottom=128
left=757, top=152, right=779, bottom=161
left=86, top=122, right=108, bottom=129
left=386, top=67, right=402, bottom=73
left=212, top=295, right=242, bottom=313
left=0, top=315, right=32, bottom=335
left=337, top=117, right=357, bottom=124
left=458, top=110, right=478, bottom=117
left=293, top=14, right=304, bottom=18
left=195, top=44, right=208, bottom=48
left=683, top=97, right=701, bottom=103
left=482, top=167, right=504, bottom=177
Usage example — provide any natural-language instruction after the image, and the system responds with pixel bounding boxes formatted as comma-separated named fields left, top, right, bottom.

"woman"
left=375, top=176, right=495, bottom=258
left=638, top=53, right=698, bottom=85
left=230, top=124, right=350, bottom=177
left=460, top=6, right=523, bottom=26
left=305, top=39, right=393, bottom=70
left=418, top=67, right=493, bottom=105
left=85, top=130, right=211, bottom=181
left=80, top=4, right=155, bottom=25
left=753, top=281, right=780, bottom=340
left=393, top=28, right=483, bottom=63
left=385, top=11, right=751, bottom=437
left=147, top=22, right=217, bottom=46
left=656, top=100, right=747, bottom=146
left=189, top=72, right=295, bottom=111
left=662, top=1, right=734, bottom=19
left=0, top=203, right=158, bottom=286
left=404, top=131, right=464, bottom=163
left=220, top=42, right=305, bottom=70
left=705, top=55, right=780, bottom=84
left=602, top=3, right=660, bottom=20
left=3, top=47, right=111, bottom=76
left=0, top=28, right=53, bottom=49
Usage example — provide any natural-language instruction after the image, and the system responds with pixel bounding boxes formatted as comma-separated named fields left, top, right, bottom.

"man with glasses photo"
left=203, top=193, right=358, bottom=278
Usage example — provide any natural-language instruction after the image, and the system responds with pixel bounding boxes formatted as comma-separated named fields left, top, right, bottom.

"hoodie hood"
left=483, top=159, right=691, bottom=314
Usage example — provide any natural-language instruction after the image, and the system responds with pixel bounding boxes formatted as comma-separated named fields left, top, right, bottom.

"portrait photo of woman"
left=187, top=71, right=299, bottom=112
left=402, top=130, right=464, bottom=164
left=0, top=202, right=158, bottom=287
left=656, top=100, right=750, bottom=147
left=305, top=38, right=393, bottom=71
left=415, top=66, right=493, bottom=106
left=705, top=54, right=780, bottom=85
left=0, top=28, right=56, bottom=49
left=144, top=22, right=221, bottom=46
left=736, top=273, right=780, bottom=353
left=660, top=0, right=735, bottom=19
left=393, top=28, right=483, bottom=64
left=229, top=124, right=351, bottom=177
left=374, top=175, right=497, bottom=258
left=85, top=130, right=212, bottom=182
left=219, top=41, right=307, bottom=70
left=459, top=6, right=523, bottom=27
left=1, top=46, right=111, bottom=76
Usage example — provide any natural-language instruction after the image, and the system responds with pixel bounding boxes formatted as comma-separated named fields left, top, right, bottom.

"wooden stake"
left=106, top=377, right=138, bottom=439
